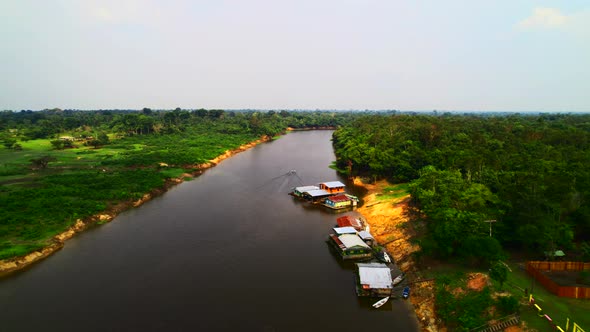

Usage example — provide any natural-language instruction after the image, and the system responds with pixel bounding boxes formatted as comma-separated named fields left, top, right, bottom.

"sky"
left=1, top=1, right=589, bottom=112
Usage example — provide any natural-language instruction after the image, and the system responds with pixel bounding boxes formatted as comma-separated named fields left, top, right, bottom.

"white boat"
left=372, top=296, right=389, bottom=308
left=392, top=273, right=405, bottom=286
left=382, top=252, right=391, bottom=263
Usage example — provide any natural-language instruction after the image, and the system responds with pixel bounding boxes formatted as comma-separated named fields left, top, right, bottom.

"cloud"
left=517, top=7, right=568, bottom=29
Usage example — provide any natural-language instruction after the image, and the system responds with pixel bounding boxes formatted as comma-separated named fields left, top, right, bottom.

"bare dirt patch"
left=467, top=273, right=489, bottom=291
left=354, top=179, right=438, bottom=331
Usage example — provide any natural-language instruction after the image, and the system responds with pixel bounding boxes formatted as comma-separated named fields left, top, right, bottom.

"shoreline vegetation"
left=1, top=109, right=357, bottom=276
left=333, top=113, right=590, bottom=331
left=0, top=135, right=271, bottom=276
left=3, top=110, right=589, bottom=330
left=0, top=126, right=340, bottom=276
left=355, top=179, right=590, bottom=332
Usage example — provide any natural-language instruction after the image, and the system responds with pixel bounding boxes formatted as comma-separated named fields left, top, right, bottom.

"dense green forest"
left=0, top=108, right=359, bottom=260
left=332, top=113, right=590, bottom=263
left=0, top=108, right=356, bottom=143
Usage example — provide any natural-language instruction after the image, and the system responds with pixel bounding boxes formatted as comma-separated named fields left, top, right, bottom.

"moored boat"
left=377, top=251, right=391, bottom=263
left=392, top=273, right=405, bottom=286
left=402, top=286, right=410, bottom=299
left=372, top=296, right=389, bottom=308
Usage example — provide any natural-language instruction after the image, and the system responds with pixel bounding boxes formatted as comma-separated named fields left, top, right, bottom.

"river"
left=0, top=130, right=418, bottom=331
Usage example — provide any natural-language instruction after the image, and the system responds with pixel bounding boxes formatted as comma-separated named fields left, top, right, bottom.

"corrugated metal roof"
left=306, top=189, right=331, bottom=197
left=357, top=263, right=392, bottom=289
left=333, top=226, right=357, bottom=234
left=339, top=234, right=370, bottom=249
left=358, top=230, right=374, bottom=240
left=337, top=216, right=363, bottom=230
left=326, top=195, right=350, bottom=202
left=321, top=181, right=346, bottom=188
left=293, top=186, right=319, bottom=192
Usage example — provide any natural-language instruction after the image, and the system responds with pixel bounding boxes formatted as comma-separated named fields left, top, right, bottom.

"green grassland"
left=376, top=183, right=410, bottom=201
left=0, top=128, right=259, bottom=260
left=502, top=262, right=590, bottom=331
left=419, top=260, right=590, bottom=331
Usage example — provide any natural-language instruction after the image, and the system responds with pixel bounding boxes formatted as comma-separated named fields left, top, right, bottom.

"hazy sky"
left=1, top=1, right=589, bottom=111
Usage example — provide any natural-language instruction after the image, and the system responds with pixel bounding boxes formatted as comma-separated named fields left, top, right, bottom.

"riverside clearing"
left=354, top=178, right=440, bottom=332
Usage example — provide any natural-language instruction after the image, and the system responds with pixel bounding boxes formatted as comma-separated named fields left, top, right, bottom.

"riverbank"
left=287, top=126, right=338, bottom=131
left=354, top=178, right=438, bottom=332
left=0, top=136, right=271, bottom=277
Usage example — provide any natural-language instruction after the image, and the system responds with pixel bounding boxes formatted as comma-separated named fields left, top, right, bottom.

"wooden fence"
left=526, top=261, right=590, bottom=299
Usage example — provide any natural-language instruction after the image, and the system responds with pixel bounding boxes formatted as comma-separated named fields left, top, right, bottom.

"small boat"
left=402, top=286, right=410, bottom=299
left=372, top=296, right=390, bottom=308
left=392, top=273, right=405, bottom=286
left=376, top=251, right=391, bottom=263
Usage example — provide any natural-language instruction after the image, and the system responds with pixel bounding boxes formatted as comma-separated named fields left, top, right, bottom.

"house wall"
left=319, top=184, right=345, bottom=193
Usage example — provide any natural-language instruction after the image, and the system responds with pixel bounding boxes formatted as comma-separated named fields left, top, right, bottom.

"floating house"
left=303, top=189, right=333, bottom=202
left=358, top=230, right=375, bottom=247
left=291, top=185, right=320, bottom=198
left=319, top=181, right=346, bottom=194
left=290, top=186, right=332, bottom=202
left=328, top=227, right=373, bottom=260
left=333, top=226, right=357, bottom=235
left=324, top=195, right=353, bottom=209
left=355, top=262, right=393, bottom=297
left=291, top=180, right=358, bottom=209
left=337, top=215, right=364, bottom=231
left=323, top=194, right=359, bottom=209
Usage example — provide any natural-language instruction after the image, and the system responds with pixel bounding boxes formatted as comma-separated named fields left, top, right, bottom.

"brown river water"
left=0, top=130, right=418, bottom=331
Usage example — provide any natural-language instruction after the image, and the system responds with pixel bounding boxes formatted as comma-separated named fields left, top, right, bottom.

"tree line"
left=0, top=108, right=363, bottom=260
left=332, top=113, right=590, bottom=263
left=0, top=108, right=358, bottom=145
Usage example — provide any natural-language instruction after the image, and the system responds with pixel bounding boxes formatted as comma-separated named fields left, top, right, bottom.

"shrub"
left=496, top=295, right=519, bottom=315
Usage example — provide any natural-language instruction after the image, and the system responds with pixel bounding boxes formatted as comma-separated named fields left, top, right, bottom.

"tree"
left=3, top=137, right=17, bottom=149
left=489, top=261, right=509, bottom=288
left=30, top=156, right=57, bottom=169
left=460, top=236, right=505, bottom=267
left=409, top=166, right=501, bottom=259
left=496, top=295, right=519, bottom=315
left=87, top=133, right=109, bottom=148
left=50, top=139, right=65, bottom=150
left=97, top=133, right=110, bottom=145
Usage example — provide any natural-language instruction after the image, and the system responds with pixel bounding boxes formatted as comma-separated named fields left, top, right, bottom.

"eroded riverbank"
left=354, top=178, right=439, bottom=332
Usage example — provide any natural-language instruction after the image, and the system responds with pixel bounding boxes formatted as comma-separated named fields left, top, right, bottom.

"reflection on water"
left=0, top=130, right=418, bottom=332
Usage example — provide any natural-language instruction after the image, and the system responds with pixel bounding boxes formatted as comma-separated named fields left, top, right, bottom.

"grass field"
left=376, top=183, right=410, bottom=201
left=0, top=128, right=260, bottom=260
left=501, top=261, right=590, bottom=331
left=419, top=258, right=590, bottom=331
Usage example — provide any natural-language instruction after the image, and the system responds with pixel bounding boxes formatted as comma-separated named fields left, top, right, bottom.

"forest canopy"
left=332, top=113, right=590, bottom=262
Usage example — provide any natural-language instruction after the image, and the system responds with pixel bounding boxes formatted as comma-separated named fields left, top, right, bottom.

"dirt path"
left=354, top=178, right=439, bottom=332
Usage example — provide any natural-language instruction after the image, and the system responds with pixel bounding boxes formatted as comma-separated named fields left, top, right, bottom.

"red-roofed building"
left=337, top=215, right=364, bottom=231
left=324, top=194, right=354, bottom=209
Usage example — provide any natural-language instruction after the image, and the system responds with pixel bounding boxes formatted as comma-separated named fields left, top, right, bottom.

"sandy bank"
left=0, top=136, right=271, bottom=277
left=354, top=178, right=439, bottom=332
left=286, top=126, right=338, bottom=131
